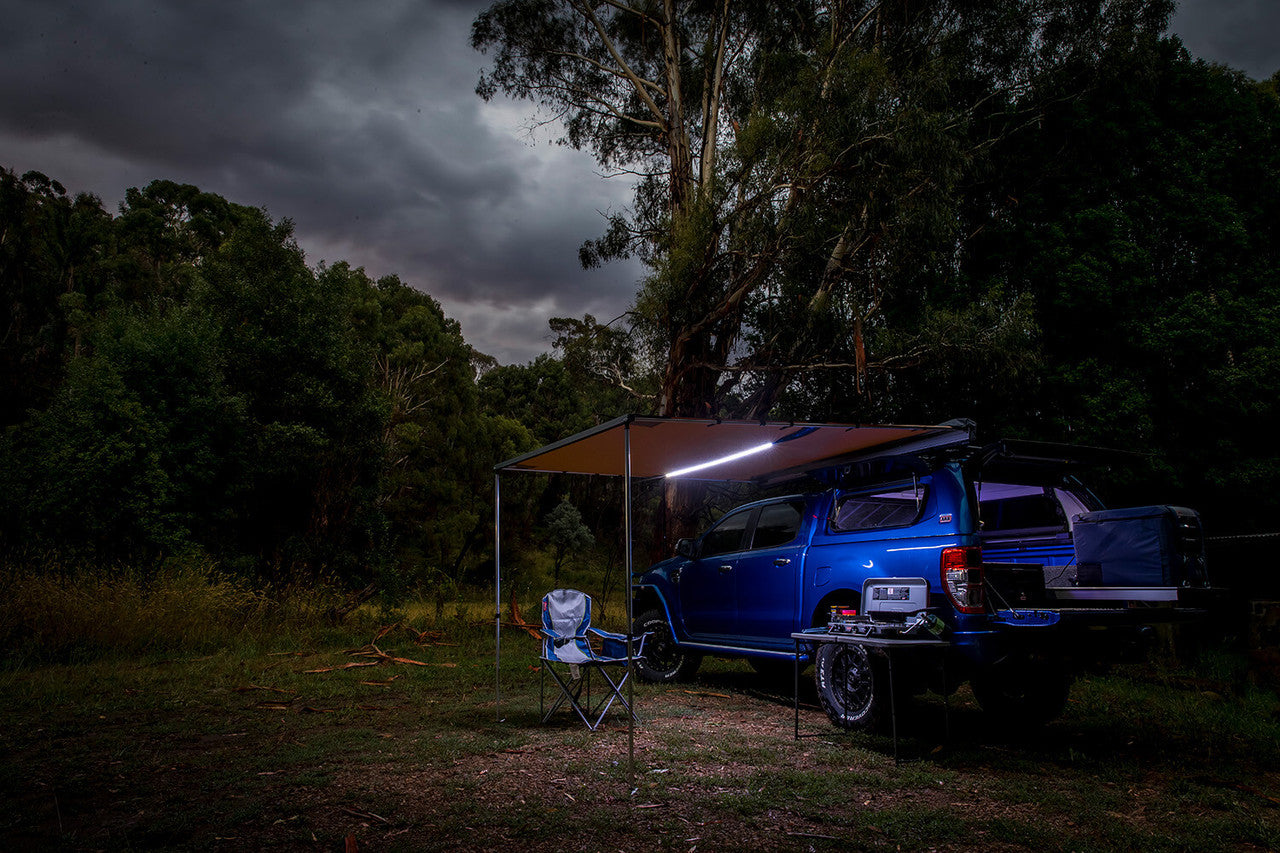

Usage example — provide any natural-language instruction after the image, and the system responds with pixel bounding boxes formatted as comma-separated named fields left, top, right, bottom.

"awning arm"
left=758, top=421, right=974, bottom=485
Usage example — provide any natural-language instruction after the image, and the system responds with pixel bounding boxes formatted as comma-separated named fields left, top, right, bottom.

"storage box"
left=1072, top=505, right=1208, bottom=587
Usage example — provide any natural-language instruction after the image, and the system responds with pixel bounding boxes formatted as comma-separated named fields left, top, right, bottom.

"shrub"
left=0, top=557, right=316, bottom=661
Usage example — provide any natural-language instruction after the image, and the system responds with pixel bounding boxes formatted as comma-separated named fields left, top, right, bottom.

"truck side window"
left=701, top=508, right=752, bottom=557
left=830, top=486, right=924, bottom=532
left=750, top=501, right=804, bottom=549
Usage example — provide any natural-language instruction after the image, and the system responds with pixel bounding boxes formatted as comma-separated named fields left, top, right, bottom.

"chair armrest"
left=586, top=626, right=627, bottom=643
left=588, top=627, right=650, bottom=660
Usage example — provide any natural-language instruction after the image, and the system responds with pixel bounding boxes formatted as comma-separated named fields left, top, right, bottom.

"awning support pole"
left=494, top=473, right=502, bottom=720
left=624, top=421, right=635, bottom=788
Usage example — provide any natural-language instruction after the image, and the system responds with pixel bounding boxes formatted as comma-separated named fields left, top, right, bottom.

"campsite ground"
left=3, top=619, right=1279, bottom=852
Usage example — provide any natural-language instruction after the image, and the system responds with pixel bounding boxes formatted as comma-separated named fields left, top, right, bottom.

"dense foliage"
left=758, top=32, right=1280, bottom=537
left=2, top=11, right=1277, bottom=597
left=974, top=41, right=1280, bottom=534
left=0, top=174, right=534, bottom=594
left=473, top=0, right=1176, bottom=421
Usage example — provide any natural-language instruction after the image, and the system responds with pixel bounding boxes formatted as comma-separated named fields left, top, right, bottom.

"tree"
left=544, top=496, right=594, bottom=584
left=959, top=36, right=1280, bottom=535
left=474, top=0, right=1171, bottom=546
left=0, top=179, right=392, bottom=580
left=362, top=272, right=532, bottom=613
left=0, top=169, right=111, bottom=423
left=474, top=0, right=1172, bottom=419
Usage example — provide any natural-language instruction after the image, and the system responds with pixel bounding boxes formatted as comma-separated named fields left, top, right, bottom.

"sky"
left=1, top=1, right=1276, bottom=366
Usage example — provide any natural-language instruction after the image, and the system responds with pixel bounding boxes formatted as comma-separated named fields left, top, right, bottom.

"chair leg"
left=540, top=661, right=640, bottom=732
left=584, top=665, right=638, bottom=730
left=542, top=664, right=598, bottom=729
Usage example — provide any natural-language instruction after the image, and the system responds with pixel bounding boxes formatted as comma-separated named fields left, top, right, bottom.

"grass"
left=0, top=558, right=356, bottom=664
left=1, top=575, right=1279, bottom=850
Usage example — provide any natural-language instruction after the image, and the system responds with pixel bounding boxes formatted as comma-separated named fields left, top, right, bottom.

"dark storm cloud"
left=0, top=0, right=636, bottom=364
left=0, top=0, right=1267, bottom=363
left=1, top=1, right=312, bottom=167
left=1171, top=0, right=1280, bottom=80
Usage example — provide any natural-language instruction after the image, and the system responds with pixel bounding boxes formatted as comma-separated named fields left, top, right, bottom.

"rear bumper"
left=947, top=595, right=1213, bottom=671
left=1045, top=585, right=1222, bottom=607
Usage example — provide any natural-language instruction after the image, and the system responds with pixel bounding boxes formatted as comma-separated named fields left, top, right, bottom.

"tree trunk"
left=662, top=0, right=694, bottom=218
left=654, top=357, right=716, bottom=558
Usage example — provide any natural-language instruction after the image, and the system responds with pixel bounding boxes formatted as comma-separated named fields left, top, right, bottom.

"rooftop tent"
left=491, top=415, right=972, bottom=777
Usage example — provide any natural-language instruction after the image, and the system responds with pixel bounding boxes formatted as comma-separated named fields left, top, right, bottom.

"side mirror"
left=675, top=538, right=698, bottom=559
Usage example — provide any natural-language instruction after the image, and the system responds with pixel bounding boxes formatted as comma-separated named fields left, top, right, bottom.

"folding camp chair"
left=539, top=589, right=646, bottom=731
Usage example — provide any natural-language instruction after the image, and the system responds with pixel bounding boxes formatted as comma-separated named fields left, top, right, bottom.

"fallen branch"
left=304, top=661, right=381, bottom=673
left=254, top=702, right=292, bottom=711
left=507, top=597, right=543, bottom=639
left=1235, top=783, right=1280, bottom=807
left=342, top=806, right=389, bottom=824
left=404, top=625, right=449, bottom=645
left=344, top=644, right=429, bottom=667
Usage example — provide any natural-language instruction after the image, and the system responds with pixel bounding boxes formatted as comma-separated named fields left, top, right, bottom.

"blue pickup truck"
left=632, top=439, right=1212, bottom=728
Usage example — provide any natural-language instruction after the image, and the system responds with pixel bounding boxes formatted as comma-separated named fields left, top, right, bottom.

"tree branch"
left=577, top=0, right=669, bottom=126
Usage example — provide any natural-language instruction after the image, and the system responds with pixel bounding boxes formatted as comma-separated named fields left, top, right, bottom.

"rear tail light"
left=941, top=546, right=984, bottom=613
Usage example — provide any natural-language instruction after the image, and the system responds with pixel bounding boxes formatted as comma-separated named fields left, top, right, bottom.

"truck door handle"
left=774, top=557, right=791, bottom=566
left=718, top=564, right=734, bottom=574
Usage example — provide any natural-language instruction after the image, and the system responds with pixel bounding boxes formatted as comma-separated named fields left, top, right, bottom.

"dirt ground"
left=6, top=651, right=1280, bottom=852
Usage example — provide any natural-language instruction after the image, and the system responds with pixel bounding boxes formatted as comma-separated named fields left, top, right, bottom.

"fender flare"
left=632, top=583, right=682, bottom=641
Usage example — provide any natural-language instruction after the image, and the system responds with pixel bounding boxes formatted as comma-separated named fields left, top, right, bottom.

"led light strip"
left=665, top=442, right=774, bottom=479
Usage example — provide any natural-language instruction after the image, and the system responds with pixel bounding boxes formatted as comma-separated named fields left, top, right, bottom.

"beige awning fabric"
left=495, top=415, right=971, bottom=483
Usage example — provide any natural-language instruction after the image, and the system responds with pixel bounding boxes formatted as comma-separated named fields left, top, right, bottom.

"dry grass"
left=1, top=570, right=1278, bottom=851
left=0, top=558, right=352, bottom=660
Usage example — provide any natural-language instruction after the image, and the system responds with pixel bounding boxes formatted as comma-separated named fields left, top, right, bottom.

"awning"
left=495, top=415, right=972, bottom=482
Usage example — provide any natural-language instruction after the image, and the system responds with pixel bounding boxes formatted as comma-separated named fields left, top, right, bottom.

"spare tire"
left=813, top=642, right=885, bottom=730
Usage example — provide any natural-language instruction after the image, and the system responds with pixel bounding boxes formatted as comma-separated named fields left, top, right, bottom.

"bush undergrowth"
left=0, top=558, right=364, bottom=662
left=0, top=550, right=617, bottom=666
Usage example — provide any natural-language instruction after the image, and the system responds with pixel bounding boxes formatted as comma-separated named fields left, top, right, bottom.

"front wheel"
left=633, top=609, right=701, bottom=683
left=813, top=643, right=885, bottom=731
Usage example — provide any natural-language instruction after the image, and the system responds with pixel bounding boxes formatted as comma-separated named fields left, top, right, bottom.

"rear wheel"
left=971, top=660, right=1072, bottom=727
left=633, top=609, right=701, bottom=683
left=814, top=643, right=885, bottom=730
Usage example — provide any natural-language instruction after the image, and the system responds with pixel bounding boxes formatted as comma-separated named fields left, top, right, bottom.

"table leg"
left=793, top=637, right=801, bottom=740
left=887, top=650, right=899, bottom=764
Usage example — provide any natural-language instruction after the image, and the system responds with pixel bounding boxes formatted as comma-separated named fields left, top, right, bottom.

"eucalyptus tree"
left=473, top=0, right=1173, bottom=421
